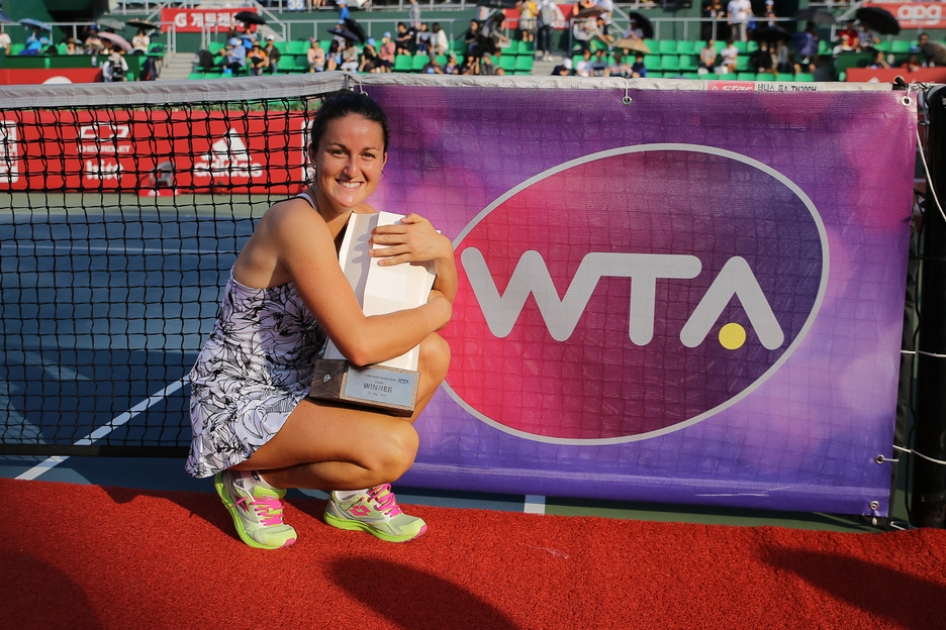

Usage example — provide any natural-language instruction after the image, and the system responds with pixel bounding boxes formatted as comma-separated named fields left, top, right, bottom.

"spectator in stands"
left=463, top=20, right=483, bottom=58
left=132, top=28, right=150, bottom=55
left=572, top=17, right=597, bottom=54
left=480, top=51, right=498, bottom=75
left=460, top=54, right=480, bottom=75
left=835, top=20, right=859, bottom=55
left=720, top=38, right=739, bottom=74
left=341, top=40, right=360, bottom=72
left=0, top=26, right=10, bottom=56
left=221, top=37, right=247, bottom=75
left=903, top=53, right=923, bottom=73
left=857, top=21, right=879, bottom=51
left=751, top=40, right=775, bottom=74
left=431, top=23, right=449, bottom=56
left=590, top=48, right=610, bottom=76
left=378, top=32, right=395, bottom=71
left=102, top=49, right=128, bottom=82
left=575, top=48, right=593, bottom=76
left=630, top=52, right=646, bottom=78
left=326, top=40, right=341, bottom=71
left=422, top=52, right=444, bottom=74
left=64, top=37, right=80, bottom=55
left=727, top=0, right=752, bottom=43
left=415, top=23, right=432, bottom=55
left=395, top=22, right=414, bottom=56
left=701, top=0, right=728, bottom=43
left=308, top=39, right=326, bottom=72
left=793, top=22, right=818, bottom=74
left=869, top=50, right=890, bottom=70
left=775, top=37, right=793, bottom=74
left=536, top=0, right=560, bottom=61
left=764, top=0, right=776, bottom=27
left=248, top=42, right=268, bottom=76
left=444, top=52, right=460, bottom=74
left=408, top=0, right=422, bottom=28
left=699, top=39, right=719, bottom=74
left=21, top=27, right=51, bottom=56
left=595, top=17, right=614, bottom=47
left=360, top=40, right=382, bottom=73
left=337, top=0, right=351, bottom=22
left=263, top=36, right=281, bottom=74
left=551, top=57, right=572, bottom=75
left=597, top=0, right=614, bottom=24
left=518, top=0, right=538, bottom=44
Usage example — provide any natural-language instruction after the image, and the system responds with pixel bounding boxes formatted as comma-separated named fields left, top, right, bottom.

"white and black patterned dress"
left=185, top=271, right=326, bottom=479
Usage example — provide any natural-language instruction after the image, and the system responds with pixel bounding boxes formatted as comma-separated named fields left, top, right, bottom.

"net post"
left=911, top=85, right=946, bottom=528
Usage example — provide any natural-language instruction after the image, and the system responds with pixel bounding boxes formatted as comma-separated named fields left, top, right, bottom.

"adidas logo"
left=193, top=129, right=263, bottom=180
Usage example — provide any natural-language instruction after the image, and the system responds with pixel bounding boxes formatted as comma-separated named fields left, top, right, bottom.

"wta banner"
left=366, top=83, right=915, bottom=517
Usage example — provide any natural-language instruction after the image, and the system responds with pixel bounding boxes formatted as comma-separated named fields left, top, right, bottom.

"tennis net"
left=0, top=74, right=355, bottom=456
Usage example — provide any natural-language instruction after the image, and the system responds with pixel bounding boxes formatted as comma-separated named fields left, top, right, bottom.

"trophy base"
left=308, top=359, right=419, bottom=417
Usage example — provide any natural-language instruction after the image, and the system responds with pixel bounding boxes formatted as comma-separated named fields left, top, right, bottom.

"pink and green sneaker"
left=214, top=470, right=296, bottom=550
left=324, top=484, right=427, bottom=543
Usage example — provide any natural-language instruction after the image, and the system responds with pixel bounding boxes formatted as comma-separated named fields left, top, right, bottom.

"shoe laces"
left=237, top=495, right=285, bottom=526
left=367, top=484, right=403, bottom=517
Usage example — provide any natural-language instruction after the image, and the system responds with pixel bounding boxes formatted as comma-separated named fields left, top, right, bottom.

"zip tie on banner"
left=622, top=80, right=632, bottom=106
left=880, top=444, right=946, bottom=466
left=901, top=349, right=946, bottom=359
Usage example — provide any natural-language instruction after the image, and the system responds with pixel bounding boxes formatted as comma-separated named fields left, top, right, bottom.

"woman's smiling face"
left=310, top=113, right=387, bottom=214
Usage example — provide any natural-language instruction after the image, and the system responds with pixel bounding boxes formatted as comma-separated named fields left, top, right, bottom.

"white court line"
left=16, top=377, right=187, bottom=481
left=524, top=495, right=546, bottom=515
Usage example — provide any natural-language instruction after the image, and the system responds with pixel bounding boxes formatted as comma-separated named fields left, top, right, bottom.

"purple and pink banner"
left=366, top=83, right=916, bottom=516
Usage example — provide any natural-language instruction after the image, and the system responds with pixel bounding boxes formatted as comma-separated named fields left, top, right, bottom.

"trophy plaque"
left=308, top=211, right=436, bottom=416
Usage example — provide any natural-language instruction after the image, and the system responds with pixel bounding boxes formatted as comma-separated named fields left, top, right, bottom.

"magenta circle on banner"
left=442, top=144, right=829, bottom=444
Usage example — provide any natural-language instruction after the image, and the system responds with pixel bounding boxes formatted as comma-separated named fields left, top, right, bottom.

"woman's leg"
left=232, top=332, right=450, bottom=491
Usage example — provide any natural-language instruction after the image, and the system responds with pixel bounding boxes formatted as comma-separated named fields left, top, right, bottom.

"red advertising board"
left=0, top=68, right=102, bottom=85
left=0, top=110, right=309, bottom=194
left=846, top=66, right=946, bottom=82
left=863, top=3, right=945, bottom=29
left=160, top=8, right=257, bottom=33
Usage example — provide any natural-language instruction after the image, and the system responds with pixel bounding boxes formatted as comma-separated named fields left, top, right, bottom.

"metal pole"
left=911, top=85, right=946, bottom=528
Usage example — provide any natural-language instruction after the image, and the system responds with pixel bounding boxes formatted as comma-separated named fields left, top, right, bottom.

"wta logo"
left=441, top=145, right=828, bottom=444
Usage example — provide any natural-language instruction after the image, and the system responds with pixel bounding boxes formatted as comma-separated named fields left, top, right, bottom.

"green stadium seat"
left=679, top=55, right=698, bottom=71
left=747, top=41, right=758, bottom=53
left=643, top=39, right=658, bottom=52
left=10, top=43, right=25, bottom=55
left=208, top=42, right=225, bottom=55
left=658, top=40, right=677, bottom=54
left=499, top=54, right=516, bottom=71
left=818, top=40, right=831, bottom=55
left=874, top=41, right=891, bottom=52
left=794, top=72, right=814, bottom=82
left=735, top=56, right=750, bottom=71
left=274, top=41, right=288, bottom=54
left=287, top=40, right=308, bottom=55
left=393, top=55, right=413, bottom=72
left=891, top=40, right=913, bottom=54
left=838, top=71, right=846, bottom=81
left=452, top=39, right=467, bottom=54
left=514, top=55, right=534, bottom=73
left=644, top=54, right=661, bottom=70
left=590, top=39, right=608, bottom=52
left=736, top=72, right=755, bottom=80
left=715, top=40, right=726, bottom=52
left=411, top=54, right=428, bottom=72
left=517, top=40, right=535, bottom=55
left=683, top=72, right=702, bottom=79
left=676, top=41, right=695, bottom=55
left=755, top=72, right=776, bottom=81
left=734, top=41, right=747, bottom=53
left=660, top=55, right=680, bottom=71
left=718, top=72, right=736, bottom=80
left=646, top=71, right=662, bottom=78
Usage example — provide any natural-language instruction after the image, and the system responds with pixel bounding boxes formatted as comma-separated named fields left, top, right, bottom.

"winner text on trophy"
left=308, top=211, right=436, bottom=416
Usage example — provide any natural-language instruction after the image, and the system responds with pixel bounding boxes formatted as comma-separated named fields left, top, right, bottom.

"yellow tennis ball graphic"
left=719, top=323, right=747, bottom=350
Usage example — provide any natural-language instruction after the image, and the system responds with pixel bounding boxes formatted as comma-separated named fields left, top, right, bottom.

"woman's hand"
left=369, top=213, right=453, bottom=268
left=369, top=213, right=458, bottom=305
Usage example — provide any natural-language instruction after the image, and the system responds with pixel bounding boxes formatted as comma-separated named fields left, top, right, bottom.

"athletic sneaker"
left=323, top=484, right=427, bottom=543
left=214, top=470, right=297, bottom=550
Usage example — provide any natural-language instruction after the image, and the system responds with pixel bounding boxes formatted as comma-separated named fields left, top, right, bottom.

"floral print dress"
left=185, top=272, right=326, bottom=478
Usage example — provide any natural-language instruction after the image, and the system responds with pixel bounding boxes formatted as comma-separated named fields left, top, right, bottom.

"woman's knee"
left=368, top=421, right=419, bottom=482
left=419, top=332, right=451, bottom=383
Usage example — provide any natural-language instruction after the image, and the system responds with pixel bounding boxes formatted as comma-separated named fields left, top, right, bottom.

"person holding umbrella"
left=21, top=25, right=51, bottom=56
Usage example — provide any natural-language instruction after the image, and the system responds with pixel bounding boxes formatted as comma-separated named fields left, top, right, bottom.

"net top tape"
left=0, top=72, right=899, bottom=110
